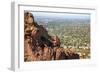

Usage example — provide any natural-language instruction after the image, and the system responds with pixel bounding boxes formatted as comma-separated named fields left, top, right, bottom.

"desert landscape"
left=24, top=11, right=90, bottom=62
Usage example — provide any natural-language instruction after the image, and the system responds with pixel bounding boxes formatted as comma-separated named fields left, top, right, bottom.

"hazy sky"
left=30, top=11, right=90, bottom=19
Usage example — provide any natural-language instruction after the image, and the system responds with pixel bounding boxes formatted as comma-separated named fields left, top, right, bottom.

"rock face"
left=24, top=12, right=79, bottom=62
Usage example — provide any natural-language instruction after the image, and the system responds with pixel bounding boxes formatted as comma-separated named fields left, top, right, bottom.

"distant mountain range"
left=34, top=16, right=90, bottom=26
